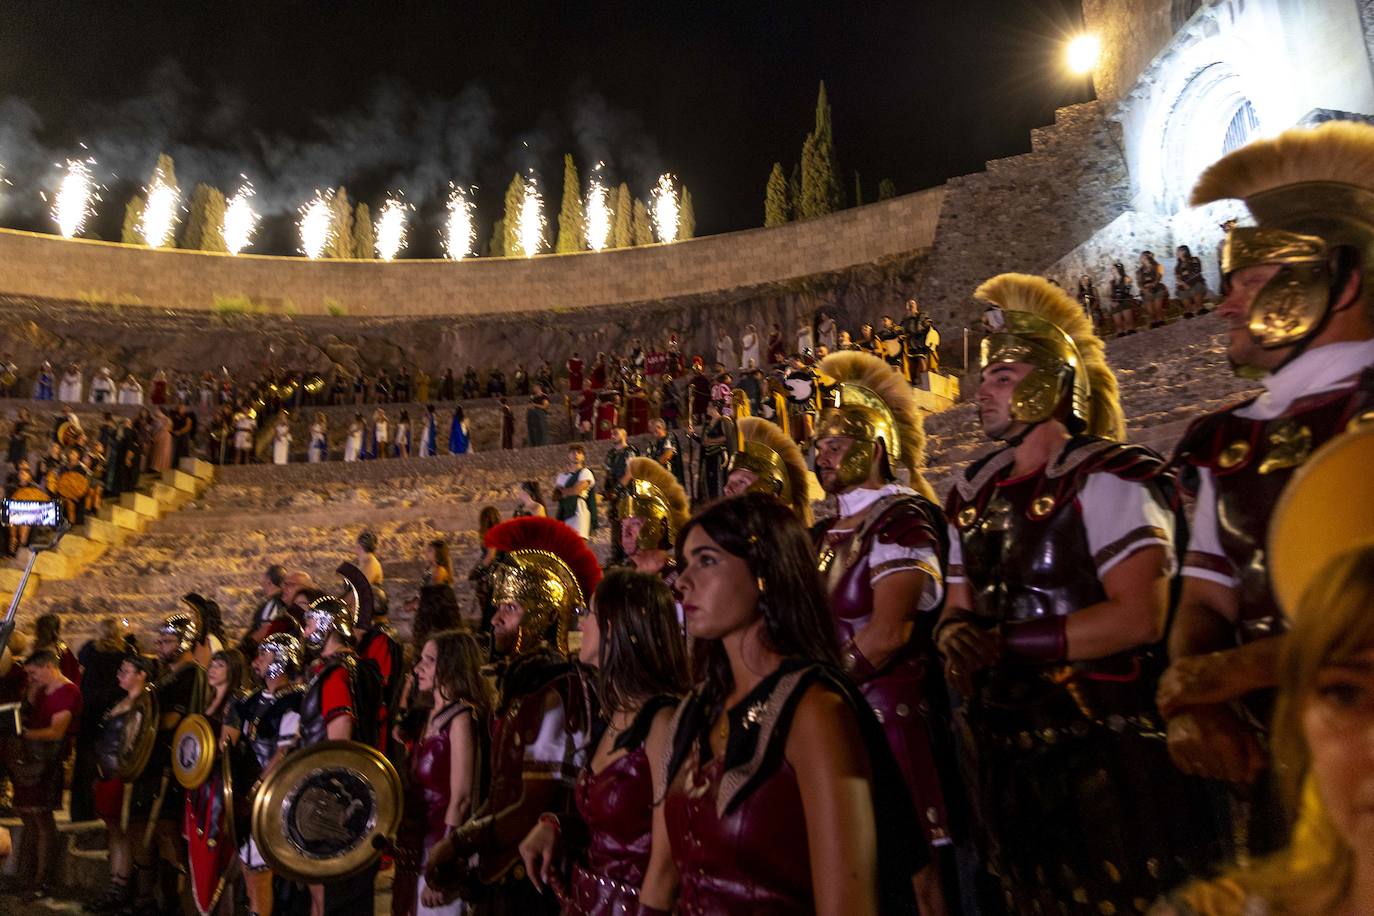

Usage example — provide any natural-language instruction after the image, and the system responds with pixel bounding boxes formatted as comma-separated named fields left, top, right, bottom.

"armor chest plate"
left=1208, top=388, right=1374, bottom=641
left=300, top=656, right=355, bottom=746
left=248, top=688, right=304, bottom=766
left=573, top=748, right=654, bottom=883
left=818, top=524, right=876, bottom=631
left=956, top=471, right=1103, bottom=622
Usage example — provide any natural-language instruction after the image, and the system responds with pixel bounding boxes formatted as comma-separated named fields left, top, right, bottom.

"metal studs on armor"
left=1217, top=440, right=1251, bottom=469
left=1029, top=495, right=1056, bottom=519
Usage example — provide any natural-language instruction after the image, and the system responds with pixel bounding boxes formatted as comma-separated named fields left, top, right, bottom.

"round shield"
left=251, top=740, right=402, bottom=883
left=116, top=688, right=159, bottom=781
left=172, top=714, right=217, bottom=789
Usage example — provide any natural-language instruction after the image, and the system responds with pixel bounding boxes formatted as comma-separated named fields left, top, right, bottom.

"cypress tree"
left=612, top=183, right=633, bottom=249
left=764, top=163, right=789, bottom=227
left=327, top=186, right=354, bottom=259
left=631, top=198, right=653, bottom=246
left=555, top=154, right=587, bottom=253
left=120, top=194, right=145, bottom=244
left=488, top=217, right=505, bottom=257
left=677, top=187, right=696, bottom=240
left=502, top=173, right=526, bottom=257
left=353, top=203, right=374, bottom=259
left=141, top=153, right=182, bottom=245
left=181, top=183, right=227, bottom=252
left=798, top=81, right=839, bottom=219
left=853, top=172, right=863, bottom=207
left=788, top=163, right=802, bottom=220
left=878, top=178, right=896, bottom=201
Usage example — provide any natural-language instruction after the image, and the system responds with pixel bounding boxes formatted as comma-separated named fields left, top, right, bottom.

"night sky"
left=0, top=0, right=1092, bottom=256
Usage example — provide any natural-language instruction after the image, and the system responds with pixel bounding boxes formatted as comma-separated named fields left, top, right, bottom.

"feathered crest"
left=974, top=272, right=1126, bottom=441
left=817, top=350, right=935, bottom=500
left=484, top=516, right=602, bottom=604
left=1191, top=120, right=1374, bottom=206
left=739, top=416, right=816, bottom=526
left=626, top=456, right=690, bottom=530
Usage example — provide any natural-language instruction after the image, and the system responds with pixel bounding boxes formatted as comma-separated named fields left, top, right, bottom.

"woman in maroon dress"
left=407, top=628, right=492, bottom=916
left=643, top=493, right=927, bottom=915
left=518, top=568, right=690, bottom=914
left=14, top=648, right=83, bottom=901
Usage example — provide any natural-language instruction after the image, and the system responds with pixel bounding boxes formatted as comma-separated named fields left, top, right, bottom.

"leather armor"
left=1173, top=371, right=1374, bottom=642
left=814, top=493, right=953, bottom=847
left=300, top=653, right=359, bottom=746
left=568, top=747, right=655, bottom=913
left=244, top=685, right=305, bottom=767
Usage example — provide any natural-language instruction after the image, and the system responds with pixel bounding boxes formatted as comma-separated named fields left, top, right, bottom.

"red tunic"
left=624, top=393, right=649, bottom=436
left=567, top=358, right=584, bottom=393
left=595, top=399, right=618, bottom=440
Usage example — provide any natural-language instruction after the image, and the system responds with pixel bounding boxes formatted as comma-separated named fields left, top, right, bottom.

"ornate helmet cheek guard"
left=615, top=463, right=688, bottom=553
left=485, top=517, right=603, bottom=658
left=979, top=307, right=1090, bottom=430
left=159, top=613, right=196, bottom=657
left=259, top=633, right=304, bottom=680
left=815, top=386, right=900, bottom=490
left=731, top=415, right=814, bottom=526
left=1191, top=121, right=1374, bottom=363
left=303, top=595, right=355, bottom=650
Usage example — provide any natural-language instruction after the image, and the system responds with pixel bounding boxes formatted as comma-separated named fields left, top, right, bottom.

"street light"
left=1067, top=33, right=1100, bottom=75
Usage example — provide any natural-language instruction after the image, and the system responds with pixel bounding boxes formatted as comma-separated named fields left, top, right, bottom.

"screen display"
left=3, top=499, right=62, bottom=528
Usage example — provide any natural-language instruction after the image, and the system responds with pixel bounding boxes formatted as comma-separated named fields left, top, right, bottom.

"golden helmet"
left=484, top=517, right=603, bottom=656
left=1191, top=120, right=1374, bottom=353
left=729, top=416, right=814, bottom=526
left=616, top=457, right=690, bottom=552
left=814, top=351, right=934, bottom=500
left=974, top=273, right=1125, bottom=441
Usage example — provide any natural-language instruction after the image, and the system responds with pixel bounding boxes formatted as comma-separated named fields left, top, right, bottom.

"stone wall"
left=0, top=186, right=944, bottom=317
left=0, top=250, right=928, bottom=383
left=1081, top=0, right=1176, bottom=103
left=914, top=101, right=1132, bottom=332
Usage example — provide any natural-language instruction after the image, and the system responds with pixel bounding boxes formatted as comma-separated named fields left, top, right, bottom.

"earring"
left=756, top=576, right=766, bottom=594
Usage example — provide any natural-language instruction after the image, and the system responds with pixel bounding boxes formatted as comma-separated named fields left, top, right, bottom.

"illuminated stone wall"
left=0, top=187, right=944, bottom=317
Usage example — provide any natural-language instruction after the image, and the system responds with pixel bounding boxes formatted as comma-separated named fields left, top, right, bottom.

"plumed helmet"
left=730, top=416, right=815, bottom=526
left=302, top=595, right=355, bottom=650
left=259, top=633, right=304, bottom=680
left=974, top=273, right=1125, bottom=441
left=1191, top=120, right=1374, bottom=357
left=814, top=351, right=935, bottom=500
left=616, top=457, right=690, bottom=552
left=158, top=612, right=196, bottom=657
left=484, top=517, right=603, bottom=657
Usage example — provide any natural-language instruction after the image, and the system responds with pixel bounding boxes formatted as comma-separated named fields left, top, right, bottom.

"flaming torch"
left=584, top=163, right=611, bottom=252
left=298, top=191, right=334, bottom=260
left=138, top=163, right=180, bottom=248
left=443, top=184, right=475, bottom=260
left=223, top=181, right=260, bottom=256
left=650, top=173, right=679, bottom=244
left=52, top=157, right=97, bottom=239
left=375, top=194, right=410, bottom=261
left=514, top=173, right=546, bottom=258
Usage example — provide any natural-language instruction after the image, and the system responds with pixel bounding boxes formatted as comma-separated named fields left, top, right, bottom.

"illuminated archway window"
left=1222, top=100, right=1260, bottom=154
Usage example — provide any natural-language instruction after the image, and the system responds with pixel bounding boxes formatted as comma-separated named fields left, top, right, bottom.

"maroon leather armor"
left=665, top=755, right=812, bottom=915
left=1173, top=373, right=1374, bottom=642
left=408, top=703, right=471, bottom=849
left=814, top=493, right=952, bottom=846
left=568, top=747, right=654, bottom=914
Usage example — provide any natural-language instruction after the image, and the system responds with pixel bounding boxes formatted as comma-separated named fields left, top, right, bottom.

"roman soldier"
left=616, top=455, right=689, bottom=585
left=623, top=376, right=650, bottom=435
left=725, top=414, right=814, bottom=526
left=809, top=350, right=956, bottom=910
left=297, top=594, right=383, bottom=913
left=355, top=585, right=404, bottom=764
left=938, top=274, right=1224, bottom=913
left=602, top=427, right=639, bottom=563
left=588, top=353, right=608, bottom=391
left=425, top=517, right=599, bottom=915
left=877, top=315, right=904, bottom=371
left=783, top=356, right=818, bottom=444
left=226, top=633, right=306, bottom=916
left=574, top=386, right=596, bottom=440
left=1159, top=120, right=1374, bottom=854
left=594, top=389, right=619, bottom=441
left=566, top=353, right=583, bottom=392
left=128, top=612, right=207, bottom=916
left=687, top=358, right=711, bottom=427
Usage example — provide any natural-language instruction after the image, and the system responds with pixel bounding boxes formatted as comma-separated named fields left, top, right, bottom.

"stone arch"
left=1159, top=62, right=1261, bottom=212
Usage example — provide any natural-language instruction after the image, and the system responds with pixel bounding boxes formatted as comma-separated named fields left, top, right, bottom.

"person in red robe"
left=566, top=353, right=583, bottom=392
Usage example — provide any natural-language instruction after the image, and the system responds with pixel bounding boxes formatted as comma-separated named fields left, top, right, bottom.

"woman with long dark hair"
left=640, top=493, right=925, bottom=914
left=518, top=569, right=690, bottom=913
left=424, top=538, right=454, bottom=588
left=407, top=629, right=494, bottom=916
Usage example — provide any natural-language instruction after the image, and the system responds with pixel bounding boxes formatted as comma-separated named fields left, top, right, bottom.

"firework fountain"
left=375, top=195, right=410, bottom=261
left=51, top=157, right=98, bottom=239
left=584, top=163, right=612, bottom=251
left=649, top=173, right=679, bottom=244
left=138, top=163, right=181, bottom=248
left=443, top=184, right=476, bottom=260
left=298, top=191, right=334, bottom=260
left=222, top=181, right=260, bottom=255
left=514, top=173, right=546, bottom=258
